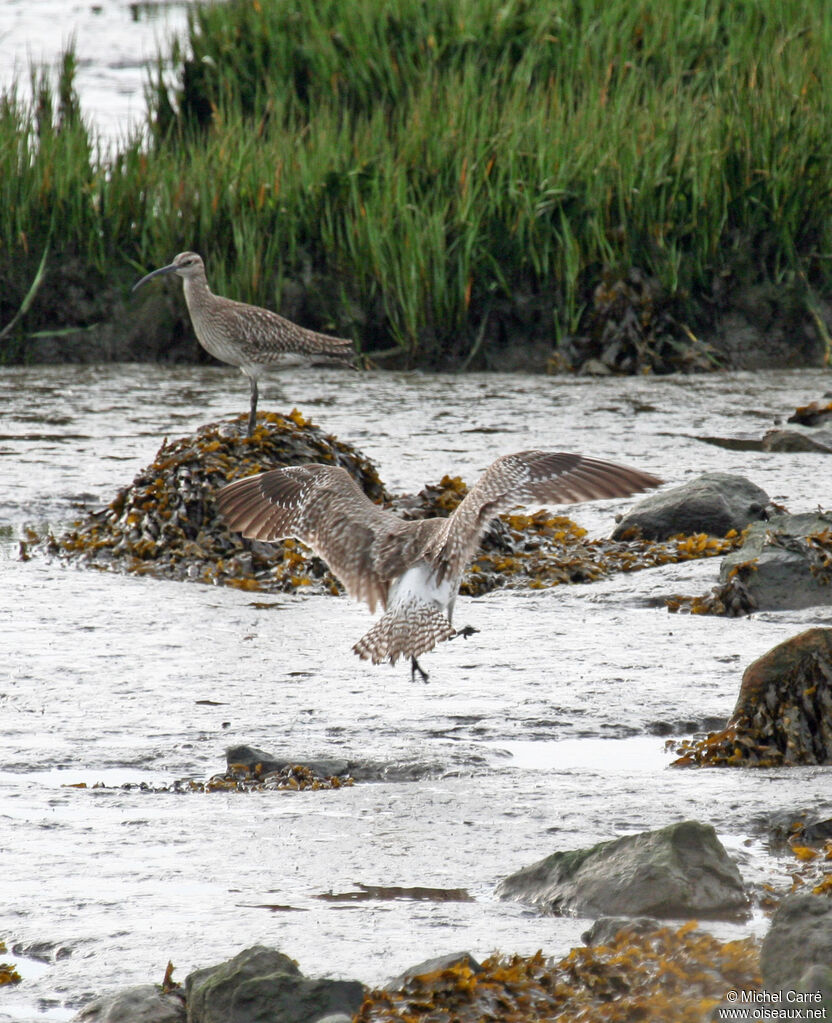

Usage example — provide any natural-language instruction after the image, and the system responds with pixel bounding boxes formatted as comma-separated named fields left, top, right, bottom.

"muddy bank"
left=9, top=256, right=830, bottom=374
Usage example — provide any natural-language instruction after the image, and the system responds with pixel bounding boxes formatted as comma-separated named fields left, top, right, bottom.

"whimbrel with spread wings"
left=215, top=452, right=663, bottom=675
left=216, top=451, right=661, bottom=680
left=132, top=252, right=355, bottom=435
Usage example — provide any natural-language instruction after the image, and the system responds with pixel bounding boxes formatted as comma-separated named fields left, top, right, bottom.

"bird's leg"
left=410, top=656, right=429, bottom=684
left=247, top=376, right=259, bottom=436
left=451, top=625, right=480, bottom=641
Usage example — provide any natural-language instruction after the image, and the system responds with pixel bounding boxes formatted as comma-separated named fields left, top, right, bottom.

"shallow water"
left=1, top=0, right=198, bottom=144
left=1, top=364, right=831, bottom=1020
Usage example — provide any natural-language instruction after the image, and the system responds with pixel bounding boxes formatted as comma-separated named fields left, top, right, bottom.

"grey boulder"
left=762, top=427, right=832, bottom=452
left=580, top=916, right=665, bottom=946
left=496, top=820, right=747, bottom=919
left=761, top=894, right=832, bottom=995
left=186, top=946, right=365, bottom=1023
left=387, top=951, right=484, bottom=990
left=611, top=472, right=772, bottom=541
left=719, top=511, right=832, bottom=611
left=73, top=985, right=185, bottom=1023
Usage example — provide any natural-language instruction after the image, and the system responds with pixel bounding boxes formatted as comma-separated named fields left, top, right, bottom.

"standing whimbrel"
left=132, top=252, right=355, bottom=435
left=215, top=451, right=662, bottom=681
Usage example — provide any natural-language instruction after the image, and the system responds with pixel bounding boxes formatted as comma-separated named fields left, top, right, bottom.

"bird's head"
left=132, top=251, right=205, bottom=291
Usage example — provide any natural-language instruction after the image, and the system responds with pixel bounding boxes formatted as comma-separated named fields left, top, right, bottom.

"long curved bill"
left=132, top=263, right=179, bottom=292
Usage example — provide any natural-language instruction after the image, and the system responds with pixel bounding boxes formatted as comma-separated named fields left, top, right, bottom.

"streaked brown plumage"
left=216, top=451, right=662, bottom=680
left=132, top=251, right=355, bottom=435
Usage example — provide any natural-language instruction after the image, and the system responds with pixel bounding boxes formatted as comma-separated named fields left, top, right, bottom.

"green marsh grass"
left=3, top=0, right=832, bottom=366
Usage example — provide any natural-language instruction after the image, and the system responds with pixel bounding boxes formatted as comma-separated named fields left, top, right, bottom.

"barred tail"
left=353, top=605, right=456, bottom=665
left=303, top=330, right=356, bottom=365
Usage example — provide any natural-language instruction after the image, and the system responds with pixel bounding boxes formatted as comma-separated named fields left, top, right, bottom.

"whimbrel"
left=132, top=252, right=355, bottom=435
left=215, top=451, right=662, bottom=681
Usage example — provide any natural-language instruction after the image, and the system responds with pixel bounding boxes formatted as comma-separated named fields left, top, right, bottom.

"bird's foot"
left=452, top=625, right=480, bottom=641
left=410, top=656, right=429, bottom=684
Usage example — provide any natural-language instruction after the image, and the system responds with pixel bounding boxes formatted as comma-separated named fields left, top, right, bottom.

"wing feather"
left=216, top=464, right=410, bottom=611
left=431, top=450, right=661, bottom=576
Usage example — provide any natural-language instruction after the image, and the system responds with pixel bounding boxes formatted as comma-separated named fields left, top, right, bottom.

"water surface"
left=1, top=364, right=831, bottom=1020
left=1, top=0, right=199, bottom=143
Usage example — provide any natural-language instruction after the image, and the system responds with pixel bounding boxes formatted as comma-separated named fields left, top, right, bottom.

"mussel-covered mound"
left=37, top=410, right=388, bottom=592
left=671, top=629, right=832, bottom=767
left=35, top=412, right=741, bottom=594
left=356, top=922, right=759, bottom=1023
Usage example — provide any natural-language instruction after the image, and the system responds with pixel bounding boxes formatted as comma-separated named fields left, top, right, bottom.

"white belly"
left=388, top=562, right=457, bottom=616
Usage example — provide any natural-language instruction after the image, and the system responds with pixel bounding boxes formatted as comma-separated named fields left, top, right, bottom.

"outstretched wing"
left=215, top=464, right=402, bottom=611
left=431, top=450, right=662, bottom=578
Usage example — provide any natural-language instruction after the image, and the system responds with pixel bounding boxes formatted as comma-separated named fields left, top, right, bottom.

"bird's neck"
left=181, top=272, right=213, bottom=314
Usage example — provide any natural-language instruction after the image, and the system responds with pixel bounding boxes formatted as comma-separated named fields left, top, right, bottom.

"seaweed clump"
left=0, top=942, right=21, bottom=986
left=774, top=820, right=832, bottom=902
left=665, top=556, right=759, bottom=617
left=464, top=524, right=745, bottom=598
left=396, top=475, right=746, bottom=596
left=65, top=761, right=353, bottom=794
left=788, top=399, right=832, bottom=426
left=671, top=629, right=832, bottom=767
left=355, top=922, right=759, bottom=1022
left=554, top=268, right=717, bottom=375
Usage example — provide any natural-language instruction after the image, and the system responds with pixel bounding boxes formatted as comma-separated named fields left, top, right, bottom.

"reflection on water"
left=1, top=364, right=831, bottom=1019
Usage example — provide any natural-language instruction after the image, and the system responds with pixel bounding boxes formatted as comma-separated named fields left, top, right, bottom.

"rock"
left=760, top=895, right=832, bottom=1002
left=580, top=916, right=665, bottom=946
left=578, top=358, right=612, bottom=376
left=186, top=947, right=300, bottom=1022
left=718, top=512, right=832, bottom=611
left=693, top=434, right=766, bottom=453
left=611, top=472, right=772, bottom=541
left=671, top=628, right=832, bottom=767
left=731, top=627, right=832, bottom=729
left=760, top=811, right=832, bottom=850
left=73, top=984, right=185, bottom=1022
left=185, top=946, right=365, bottom=1023
left=496, top=820, right=747, bottom=919
left=788, top=399, right=832, bottom=426
left=387, top=952, right=484, bottom=990
left=795, top=818, right=832, bottom=845
left=794, top=965, right=832, bottom=1016
left=222, top=743, right=446, bottom=784
left=762, top=427, right=832, bottom=452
